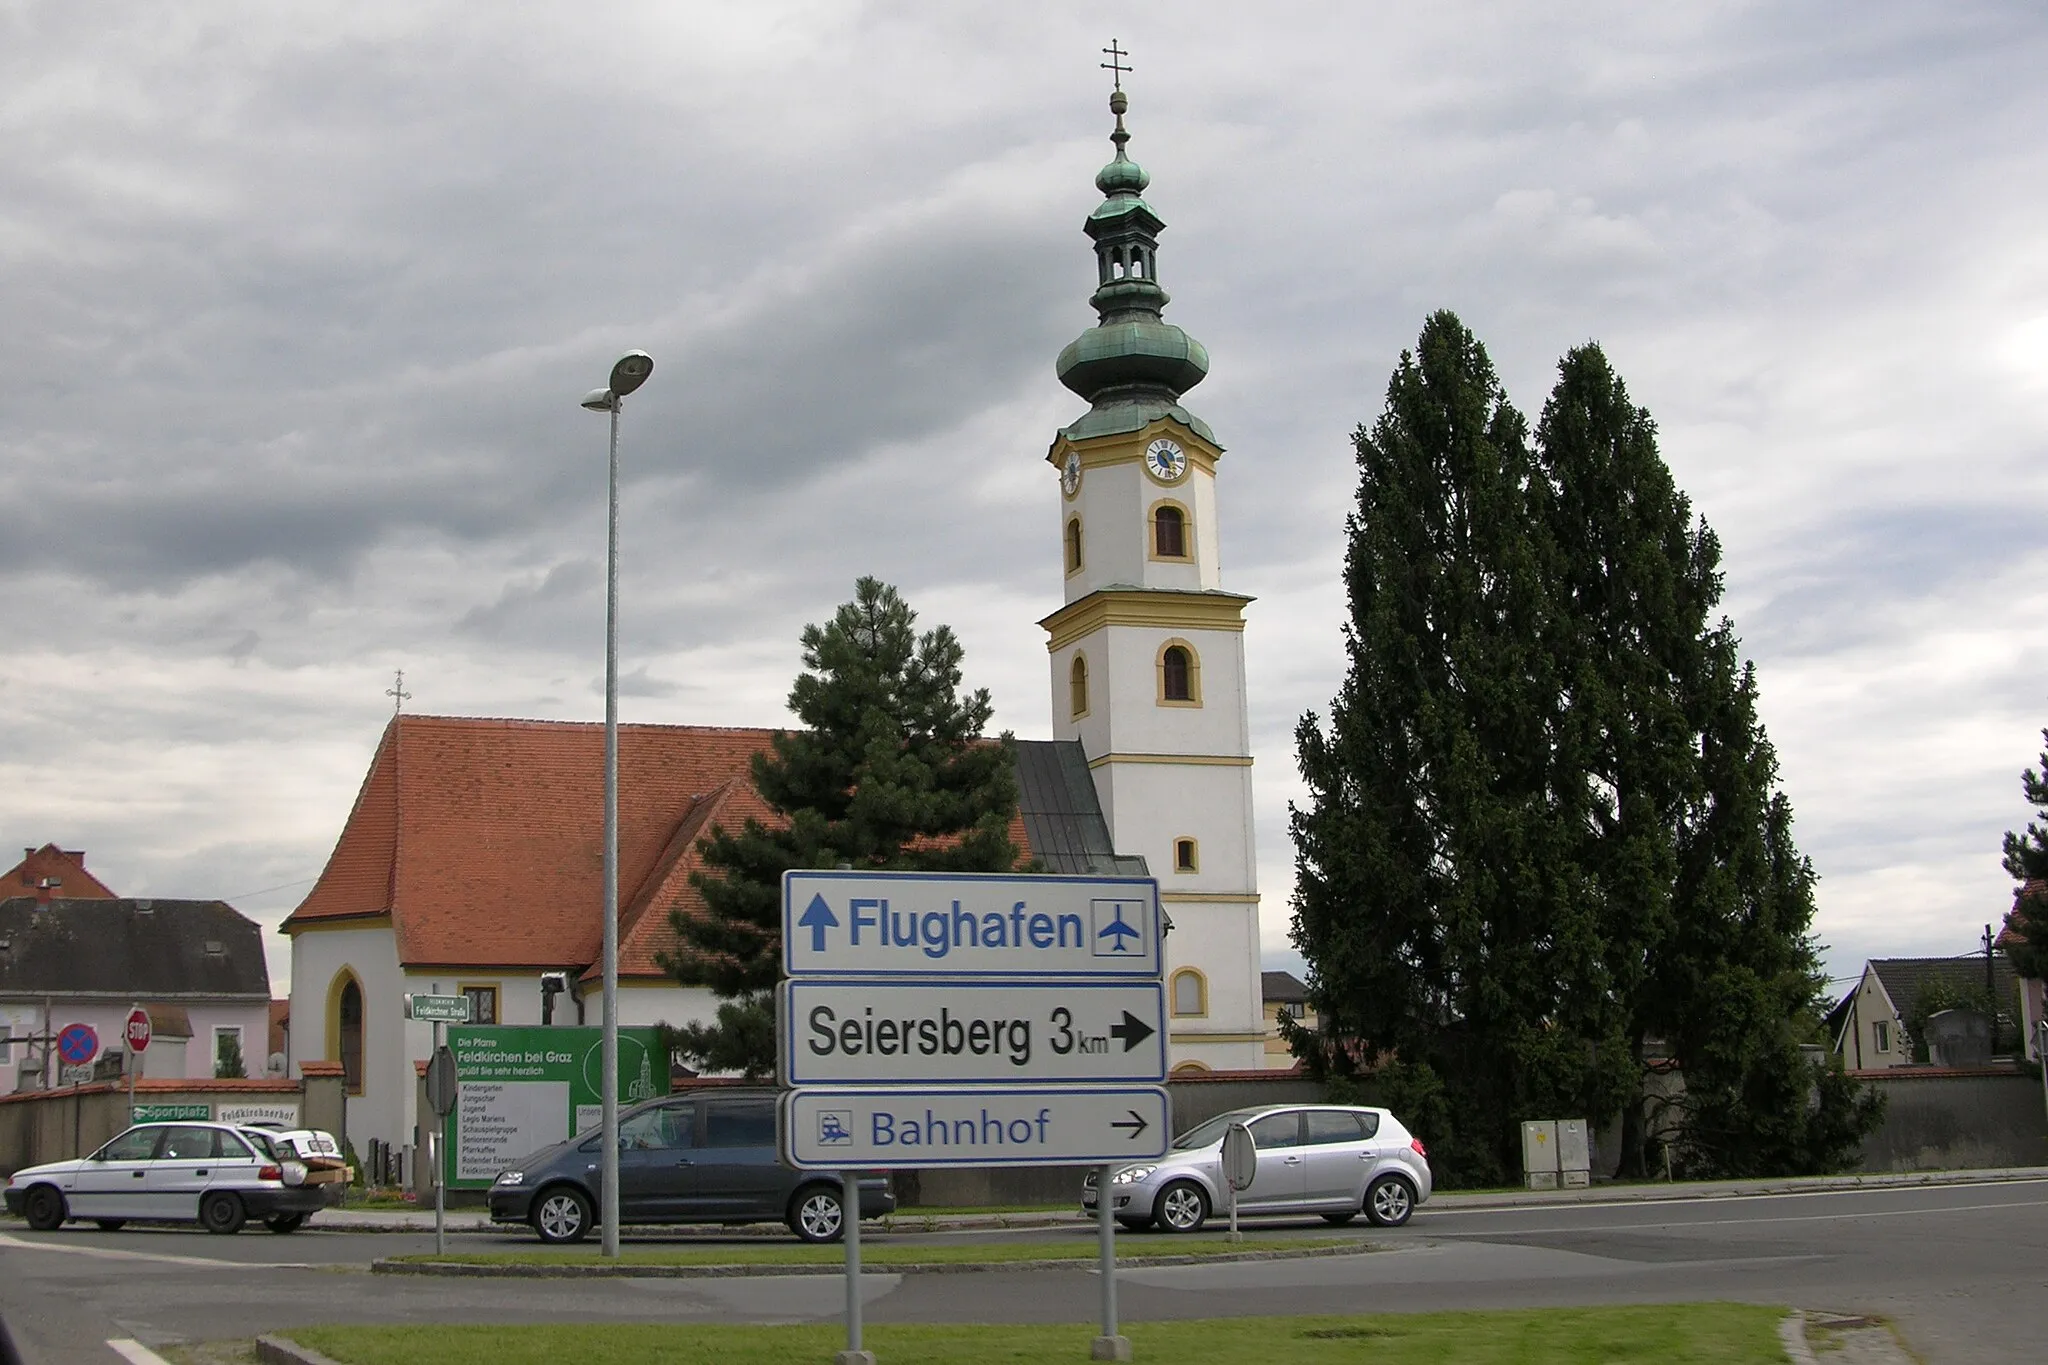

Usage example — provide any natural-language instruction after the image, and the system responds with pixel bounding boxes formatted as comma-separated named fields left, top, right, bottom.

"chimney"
left=34, top=876, right=60, bottom=905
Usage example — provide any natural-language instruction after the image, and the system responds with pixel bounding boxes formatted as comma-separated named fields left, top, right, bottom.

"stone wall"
left=1853, top=1067, right=2048, bottom=1172
left=0, top=1075, right=338, bottom=1177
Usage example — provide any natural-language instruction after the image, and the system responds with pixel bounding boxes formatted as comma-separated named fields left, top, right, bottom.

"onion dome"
left=1055, top=87, right=1210, bottom=409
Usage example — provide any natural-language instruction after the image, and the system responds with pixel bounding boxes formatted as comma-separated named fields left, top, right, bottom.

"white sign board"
left=455, top=1079, right=569, bottom=1182
left=780, top=1085, right=1170, bottom=1169
left=217, top=1102, right=300, bottom=1129
left=780, top=979, right=1166, bottom=1087
left=782, top=871, right=1160, bottom=979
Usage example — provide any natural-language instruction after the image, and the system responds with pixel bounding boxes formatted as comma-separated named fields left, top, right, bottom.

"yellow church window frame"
left=1069, top=653, right=1090, bottom=720
left=327, top=967, right=365, bottom=1096
left=1171, top=968, right=1208, bottom=1018
left=1172, top=1060, right=1212, bottom=1074
left=1156, top=639, right=1201, bottom=707
left=1173, top=837, right=1199, bottom=873
left=1065, top=515, right=1084, bottom=576
left=1148, top=499, right=1193, bottom=562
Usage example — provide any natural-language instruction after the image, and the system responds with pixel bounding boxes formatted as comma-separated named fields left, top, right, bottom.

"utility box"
left=1557, top=1118, right=1591, bottom=1187
left=1521, top=1120, right=1559, bottom=1189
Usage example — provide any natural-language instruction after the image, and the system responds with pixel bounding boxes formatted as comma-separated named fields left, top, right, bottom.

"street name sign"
left=782, top=871, right=1160, bottom=979
left=780, top=1085, right=1170, bottom=1169
left=406, top=994, right=473, bottom=1023
left=133, top=1103, right=211, bottom=1122
left=779, top=979, right=1166, bottom=1087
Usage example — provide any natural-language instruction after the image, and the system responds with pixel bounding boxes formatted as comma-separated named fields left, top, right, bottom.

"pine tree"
left=2000, top=729, right=2048, bottom=981
left=660, top=577, right=1021, bottom=1076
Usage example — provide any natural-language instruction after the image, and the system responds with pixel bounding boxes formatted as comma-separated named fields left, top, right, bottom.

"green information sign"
left=444, top=1025, right=668, bottom=1189
left=133, top=1103, right=211, bottom=1122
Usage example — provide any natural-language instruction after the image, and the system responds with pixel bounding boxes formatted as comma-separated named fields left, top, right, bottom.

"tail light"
left=1410, top=1139, right=1428, bottom=1158
left=258, top=1164, right=282, bottom=1181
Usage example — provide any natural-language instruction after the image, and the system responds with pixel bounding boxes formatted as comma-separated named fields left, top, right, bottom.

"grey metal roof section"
left=1013, top=739, right=1148, bottom=877
left=0, top=898, right=270, bottom=1000
left=1261, top=970, right=1307, bottom=1003
left=1868, top=955, right=2020, bottom=1023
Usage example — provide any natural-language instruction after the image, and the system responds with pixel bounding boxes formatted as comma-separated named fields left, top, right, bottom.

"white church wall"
left=1094, top=626, right=1249, bottom=756
left=287, top=924, right=404, bottom=1152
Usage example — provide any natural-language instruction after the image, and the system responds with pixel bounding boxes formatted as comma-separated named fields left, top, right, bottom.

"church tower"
left=1041, top=73, right=1264, bottom=1071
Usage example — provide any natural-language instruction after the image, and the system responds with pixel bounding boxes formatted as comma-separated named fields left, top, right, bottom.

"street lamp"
left=581, top=349, right=652, bottom=1259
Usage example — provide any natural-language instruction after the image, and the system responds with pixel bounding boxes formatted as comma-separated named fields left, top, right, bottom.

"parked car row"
left=3, top=1122, right=349, bottom=1234
left=4, top=1097, right=1433, bottom=1243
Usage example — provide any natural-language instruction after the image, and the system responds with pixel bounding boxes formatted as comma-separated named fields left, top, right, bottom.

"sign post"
left=778, top=871, right=1167, bottom=1365
left=408, top=993, right=471, bottom=1257
left=124, top=1006, right=151, bottom=1127
left=1221, top=1121, right=1254, bottom=1244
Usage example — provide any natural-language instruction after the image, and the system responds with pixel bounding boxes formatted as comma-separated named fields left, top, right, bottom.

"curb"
left=370, top=1240, right=1377, bottom=1278
left=1779, top=1312, right=1818, bottom=1365
left=256, top=1337, right=349, bottom=1365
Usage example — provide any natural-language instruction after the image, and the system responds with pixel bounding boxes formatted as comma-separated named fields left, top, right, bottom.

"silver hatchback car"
left=1083, top=1103, right=1432, bottom=1233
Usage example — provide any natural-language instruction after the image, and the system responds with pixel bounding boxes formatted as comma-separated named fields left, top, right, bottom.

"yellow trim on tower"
left=1158, top=892, right=1262, bottom=904
left=1169, top=1031, right=1267, bottom=1044
left=1041, top=589, right=1251, bottom=653
left=1046, top=417, right=1223, bottom=479
left=1087, top=753, right=1252, bottom=769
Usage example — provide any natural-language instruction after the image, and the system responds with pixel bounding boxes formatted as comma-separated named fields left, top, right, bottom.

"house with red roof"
left=282, top=714, right=1139, bottom=1156
left=1997, top=877, right=2045, bottom=1061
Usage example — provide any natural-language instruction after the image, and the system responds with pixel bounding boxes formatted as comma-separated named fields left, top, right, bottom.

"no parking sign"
left=56, top=1022, right=98, bottom=1067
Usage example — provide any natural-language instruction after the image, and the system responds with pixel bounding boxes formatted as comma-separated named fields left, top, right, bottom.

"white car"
left=5, top=1121, right=337, bottom=1234
left=1083, top=1103, right=1434, bottom=1233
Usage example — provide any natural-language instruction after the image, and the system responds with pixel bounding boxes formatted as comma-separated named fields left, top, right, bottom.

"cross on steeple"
left=386, top=668, right=411, bottom=714
left=1100, top=39, right=1131, bottom=92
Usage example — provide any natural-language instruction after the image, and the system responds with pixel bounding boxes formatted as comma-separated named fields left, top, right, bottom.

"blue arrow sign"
left=797, top=894, right=839, bottom=953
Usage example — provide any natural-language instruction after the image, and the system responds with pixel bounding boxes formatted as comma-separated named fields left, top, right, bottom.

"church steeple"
left=1056, top=74, right=1209, bottom=409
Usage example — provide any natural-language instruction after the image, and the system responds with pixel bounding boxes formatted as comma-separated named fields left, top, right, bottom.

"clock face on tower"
left=1145, top=438, right=1188, bottom=483
left=1061, top=451, right=1083, bottom=498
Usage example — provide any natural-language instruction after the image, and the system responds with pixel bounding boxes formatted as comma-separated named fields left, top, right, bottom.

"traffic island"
left=371, top=1236, right=1377, bottom=1277
left=251, top=1304, right=1799, bottom=1364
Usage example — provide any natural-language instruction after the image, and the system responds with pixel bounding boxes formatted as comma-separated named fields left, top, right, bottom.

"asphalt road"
left=2, top=1179, right=2042, bottom=1365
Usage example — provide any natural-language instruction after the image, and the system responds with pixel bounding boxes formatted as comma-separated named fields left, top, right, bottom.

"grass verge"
left=385, top=1236, right=1341, bottom=1268
left=286, top=1304, right=1792, bottom=1364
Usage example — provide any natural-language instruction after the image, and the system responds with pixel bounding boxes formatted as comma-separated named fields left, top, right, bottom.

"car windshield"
left=1171, top=1108, right=1265, bottom=1151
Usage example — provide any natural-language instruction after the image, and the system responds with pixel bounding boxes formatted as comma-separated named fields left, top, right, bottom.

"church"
left=282, top=81, right=1269, bottom=1159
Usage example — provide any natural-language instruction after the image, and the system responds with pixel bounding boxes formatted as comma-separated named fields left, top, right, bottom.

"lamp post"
left=581, top=349, right=653, bottom=1259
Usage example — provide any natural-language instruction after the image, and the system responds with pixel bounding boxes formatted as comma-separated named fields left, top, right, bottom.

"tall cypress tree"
left=661, top=577, right=1021, bottom=1076
left=1998, top=730, right=2048, bottom=981
left=1291, top=310, right=1593, bottom=1186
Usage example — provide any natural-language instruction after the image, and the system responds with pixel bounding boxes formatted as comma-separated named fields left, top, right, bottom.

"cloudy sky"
left=3, top=3, right=2043, bottom=1001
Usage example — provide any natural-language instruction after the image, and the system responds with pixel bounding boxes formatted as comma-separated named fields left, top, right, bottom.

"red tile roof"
left=4, top=844, right=116, bottom=898
left=285, top=715, right=1032, bottom=981
left=1997, top=878, right=2046, bottom=948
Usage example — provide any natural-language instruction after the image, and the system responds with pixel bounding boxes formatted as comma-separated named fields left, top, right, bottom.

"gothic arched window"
left=335, top=974, right=364, bottom=1096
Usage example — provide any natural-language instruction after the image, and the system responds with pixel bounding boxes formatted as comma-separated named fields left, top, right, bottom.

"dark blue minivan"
left=486, top=1088, right=893, bottom=1243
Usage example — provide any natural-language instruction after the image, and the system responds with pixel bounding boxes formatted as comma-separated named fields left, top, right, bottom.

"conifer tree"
left=1999, top=729, right=2048, bottom=981
left=661, top=577, right=1021, bottom=1076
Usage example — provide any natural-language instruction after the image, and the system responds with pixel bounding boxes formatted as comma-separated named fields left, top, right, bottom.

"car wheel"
left=788, top=1184, right=844, bottom=1243
left=199, top=1191, right=247, bottom=1235
left=94, top=1220, right=127, bottom=1232
left=264, top=1214, right=306, bottom=1234
left=531, top=1187, right=593, bottom=1245
left=23, top=1186, right=66, bottom=1231
left=1364, top=1174, right=1416, bottom=1228
left=1321, top=1211, right=1357, bottom=1226
left=1154, top=1180, right=1209, bottom=1234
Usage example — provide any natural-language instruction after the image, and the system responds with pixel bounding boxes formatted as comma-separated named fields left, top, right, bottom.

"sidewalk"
left=311, top=1165, right=2048, bottom=1233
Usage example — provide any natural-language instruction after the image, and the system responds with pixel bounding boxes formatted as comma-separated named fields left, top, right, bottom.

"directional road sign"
left=783, top=871, right=1160, bottom=979
left=405, top=994, right=473, bottom=1023
left=56, top=1022, right=98, bottom=1067
left=780, top=979, right=1166, bottom=1087
left=780, top=1085, right=1170, bottom=1169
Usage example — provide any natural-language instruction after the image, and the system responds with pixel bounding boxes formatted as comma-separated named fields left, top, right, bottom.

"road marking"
left=0, top=1232, right=309, bottom=1270
left=1424, top=1175, right=2048, bottom=1219
left=1421, top=1195, right=2048, bottom=1237
left=106, top=1341, right=173, bottom=1365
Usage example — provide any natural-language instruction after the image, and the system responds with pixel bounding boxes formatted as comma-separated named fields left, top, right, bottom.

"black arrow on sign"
left=1108, top=1011, right=1155, bottom=1052
left=1111, top=1110, right=1150, bottom=1140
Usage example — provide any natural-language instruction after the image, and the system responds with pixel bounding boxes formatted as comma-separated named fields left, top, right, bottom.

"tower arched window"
left=1152, top=502, right=1189, bottom=560
left=1070, top=654, right=1090, bottom=719
left=1171, top=968, right=1208, bottom=1018
left=1066, top=516, right=1084, bottom=575
left=1157, top=640, right=1200, bottom=706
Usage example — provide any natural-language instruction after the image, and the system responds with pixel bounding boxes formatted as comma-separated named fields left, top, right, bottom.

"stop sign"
left=125, top=1007, right=152, bottom=1054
